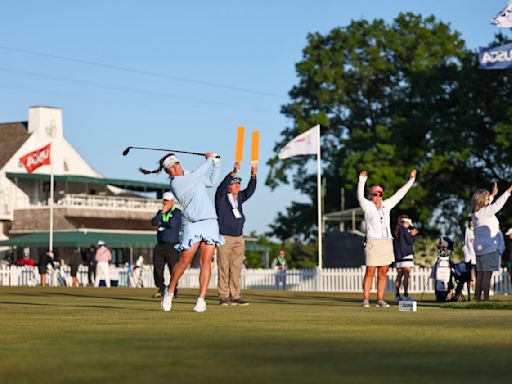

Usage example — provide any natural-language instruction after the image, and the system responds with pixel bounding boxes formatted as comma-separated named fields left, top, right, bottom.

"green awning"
left=0, top=231, right=156, bottom=248
left=6, top=172, right=169, bottom=193
left=1, top=232, right=269, bottom=251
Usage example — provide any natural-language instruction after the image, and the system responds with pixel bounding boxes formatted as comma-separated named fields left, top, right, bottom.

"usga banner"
left=19, top=143, right=51, bottom=173
left=479, top=43, right=512, bottom=70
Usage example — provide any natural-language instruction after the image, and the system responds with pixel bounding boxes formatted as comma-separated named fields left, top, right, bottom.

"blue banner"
left=479, top=43, right=512, bottom=70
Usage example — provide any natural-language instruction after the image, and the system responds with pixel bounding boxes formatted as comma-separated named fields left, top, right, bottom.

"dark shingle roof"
left=0, top=122, right=30, bottom=169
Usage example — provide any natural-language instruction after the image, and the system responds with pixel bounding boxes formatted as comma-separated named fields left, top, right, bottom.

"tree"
left=267, top=13, right=512, bottom=241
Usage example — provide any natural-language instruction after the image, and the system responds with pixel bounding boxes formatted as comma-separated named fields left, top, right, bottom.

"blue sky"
left=0, top=1, right=508, bottom=235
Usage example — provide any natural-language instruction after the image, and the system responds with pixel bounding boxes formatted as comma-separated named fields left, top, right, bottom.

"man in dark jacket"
left=151, top=191, right=182, bottom=298
left=215, top=162, right=257, bottom=305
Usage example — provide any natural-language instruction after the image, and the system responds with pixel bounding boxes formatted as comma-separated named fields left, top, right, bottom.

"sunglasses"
left=372, top=193, right=383, bottom=197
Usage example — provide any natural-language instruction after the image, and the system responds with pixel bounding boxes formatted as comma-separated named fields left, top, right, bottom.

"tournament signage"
left=479, top=43, right=512, bottom=70
left=19, top=143, right=52, bottom=173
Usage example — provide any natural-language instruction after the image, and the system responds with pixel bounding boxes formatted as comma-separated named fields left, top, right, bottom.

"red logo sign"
left=20, top=143, right=51, bottom=173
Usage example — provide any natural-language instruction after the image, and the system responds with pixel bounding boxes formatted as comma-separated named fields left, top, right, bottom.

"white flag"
left=492, top=0, right=512, bottom=27
left=278, top=125, right=319, bottom=159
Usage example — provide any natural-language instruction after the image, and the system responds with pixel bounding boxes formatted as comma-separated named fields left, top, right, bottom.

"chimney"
left=28, top=106, right=63, bottom=144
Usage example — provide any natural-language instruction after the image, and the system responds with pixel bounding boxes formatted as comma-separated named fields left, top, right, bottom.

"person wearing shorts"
left=141, top=152, right=223, bottom=313
left=472, top=182, right=512, bottom=301
left=358, top=169, right=416, bottom=308
left=463, top=214, right=477, bottom=294
left=393, top=215, right=418, bottom=301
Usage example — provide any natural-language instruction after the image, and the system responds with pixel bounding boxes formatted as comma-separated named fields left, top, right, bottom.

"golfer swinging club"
left=140, top=152, right=224, bottom=312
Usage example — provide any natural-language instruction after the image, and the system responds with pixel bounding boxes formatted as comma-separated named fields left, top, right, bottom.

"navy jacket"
left=393, top=225, right=416, bottom=261
left=151, top=207, right=182, bottom=244
left=215, top=174, right=256, bottom=236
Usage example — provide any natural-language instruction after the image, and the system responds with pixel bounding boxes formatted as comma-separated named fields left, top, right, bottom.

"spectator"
left=150, top=191, right=182, bottom=298
left=85, top=245, right=96, bottom=286
left=215, top=161, right=257, bottom=306
left=393, top=215, right=419, bottom=301
left=472, top=182, right=512, bottom=301
left=94, top=240, right=112, bottom=288
left=463, top=214, right=477, bottom=294
left=3, top=250, right=14, bottom=265
left=272, top=249, right=288, bottom=290
left=505, top=228, right=512, bottom=294
left=357, top=169, right=416, bottom=308
left=70, top=248, right=82, bottom=287
left=38, top=251, right=53, bottom=287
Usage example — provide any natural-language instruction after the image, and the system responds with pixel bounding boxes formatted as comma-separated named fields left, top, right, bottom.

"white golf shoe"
left=161, top=288, right=173, bottom=312
left=193, top=298, right=207, bottom=313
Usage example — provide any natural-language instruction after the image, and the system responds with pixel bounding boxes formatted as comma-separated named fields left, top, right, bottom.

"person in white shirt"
left=462, top=214, right=476, bottom=293
left=357, top=169, right=416, bottom=308
left=471, top=182, right=512, bottom=301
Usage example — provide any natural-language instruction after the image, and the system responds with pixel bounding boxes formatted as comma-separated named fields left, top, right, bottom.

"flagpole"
left=49, top=153, right=54, bottom=253
left=316, top=125, right=323, bottom=269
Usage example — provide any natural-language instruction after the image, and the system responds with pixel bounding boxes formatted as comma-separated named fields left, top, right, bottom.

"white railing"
left=56, top=194, right=161, bottom=211
left=1, top=265, right=511, bottom=294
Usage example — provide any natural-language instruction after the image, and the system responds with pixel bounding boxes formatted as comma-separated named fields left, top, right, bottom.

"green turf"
left=0, top=288, right=511, bottom=384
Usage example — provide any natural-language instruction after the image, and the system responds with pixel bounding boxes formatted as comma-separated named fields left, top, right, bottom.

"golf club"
left=122, top=146, right=220, bottom=158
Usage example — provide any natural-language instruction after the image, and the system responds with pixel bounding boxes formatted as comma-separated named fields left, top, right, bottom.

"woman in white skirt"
left=358, top=169, right=416, bottom=307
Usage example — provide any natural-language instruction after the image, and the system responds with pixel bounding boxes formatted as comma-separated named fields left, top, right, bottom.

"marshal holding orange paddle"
left=214, top=126, right=259, bottom=306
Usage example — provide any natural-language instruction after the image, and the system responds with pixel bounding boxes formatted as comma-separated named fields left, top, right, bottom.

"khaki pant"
left=217, top=235, right=245, bottom=300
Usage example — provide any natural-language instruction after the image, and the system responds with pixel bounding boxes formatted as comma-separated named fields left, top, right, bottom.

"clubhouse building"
left=0, top=106, right=168, bottom=265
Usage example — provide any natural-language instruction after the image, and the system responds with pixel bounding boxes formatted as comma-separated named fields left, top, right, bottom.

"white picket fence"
left=1, top=265, right=511, bottom=294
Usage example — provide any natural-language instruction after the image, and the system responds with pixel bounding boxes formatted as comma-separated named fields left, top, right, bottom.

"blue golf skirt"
left=175, top=218, right=224, bottom=252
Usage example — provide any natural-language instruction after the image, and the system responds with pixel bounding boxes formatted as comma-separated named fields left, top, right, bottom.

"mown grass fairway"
left=0, top=287, right=510, bottom=384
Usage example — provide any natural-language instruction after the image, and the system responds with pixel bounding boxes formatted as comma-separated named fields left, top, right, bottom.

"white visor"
left=162, top=155, right=179, bottom=169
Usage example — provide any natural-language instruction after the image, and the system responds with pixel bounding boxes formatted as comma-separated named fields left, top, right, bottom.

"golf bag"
left=431, top=250, right=471, bottom=302
left=432, top=250, right=453, bottom=302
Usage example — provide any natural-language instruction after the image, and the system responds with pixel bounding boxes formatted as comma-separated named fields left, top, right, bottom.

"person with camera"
left=357, top=169, right=417, bottom=308
left=393, top=215, right=419, bottom=301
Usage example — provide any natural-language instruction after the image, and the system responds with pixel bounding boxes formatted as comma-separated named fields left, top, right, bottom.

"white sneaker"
left=161, top=288, right=173, bottom=312
left=376, top=300, right=390, bottom=308
left=362, top=300, right=370, bottom=308
left=193, top=298, right=207, bottom=313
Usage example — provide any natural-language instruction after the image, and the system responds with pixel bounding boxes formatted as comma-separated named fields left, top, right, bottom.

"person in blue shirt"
left=150, top=191, right=182, bottom=299
left=140, top=152, right=223, bottom=312
left=215, top=161, right=257, bottom=305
